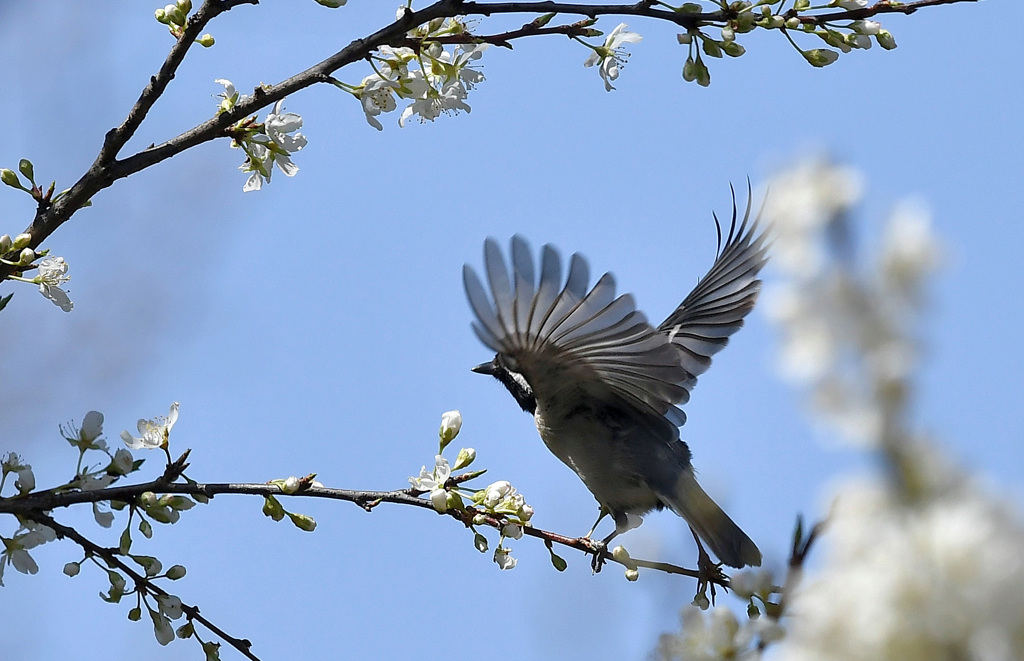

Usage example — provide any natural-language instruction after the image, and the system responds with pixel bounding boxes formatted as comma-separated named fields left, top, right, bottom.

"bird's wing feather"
left=464, top=237, right=693, bottom=421
left=657, top=184, right=770, bottom=392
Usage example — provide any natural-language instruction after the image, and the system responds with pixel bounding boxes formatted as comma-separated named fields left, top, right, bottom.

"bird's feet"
left=579, top=536, right=608, bottom=573
left=691, top=527, right=727, bottom=605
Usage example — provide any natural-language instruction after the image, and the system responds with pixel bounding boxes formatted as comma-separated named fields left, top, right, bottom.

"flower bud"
left=677, top=32, right=693, bottom=45
left=720, top=27, right=734, bottom=42
left=846, top=33, right=871, bottom=49
left=0, top=169, right=22, bottom=189
left=785, top=17, right=801, bottom=29
left=438, top=410, right=462, bottom=451
left=287, top=512, right=317, bottom=531
left=139, top=491, right=158, bottom=507
left=723, top=42, right=746, bottom=57
left=611, top=545, right=631, bottom=564
left=176, top=0, right=192, bottom=13
left=851, top=19, right=881, bottom=35
left=876, top=30, right=897, bottom=50
left=445, top=490, right=464, bottom=512
left=453, top=447, right=476, bottom=470
left=695, top=59, right=711, bottom=87
left=683, top=57, right=697, bottom=82
left=18, top=159, right=34, bottom=183
left=0, top=235, right=11, bottom=252
left=803, top=48, right=839, bottom=67
left=262, top=495, right=285, bottom=521
left=13, top=233, right=32, bottom=250
left=63, top=562, right=81, bottom=577
left=128, top=606, right=143, bottom=621
left=474, top=532, right=488, bottom=552
left=314, top=0, right=347, bottom=6
left=693, top=593, right=711, bottom=610
left=18, top=247, right=34, bottom=264
left=196, top=33, right=215, bottom=47
left=154, top=7, right=169, bottom=23
left=166, top=565, right=187, bottom=580
left=502, top=522, right=523, bottom=539
left=624, top=568, right=639, bottom=581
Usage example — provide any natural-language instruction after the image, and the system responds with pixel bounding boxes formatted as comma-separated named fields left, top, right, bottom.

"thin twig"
left=30, top=512, right=261, bottom=661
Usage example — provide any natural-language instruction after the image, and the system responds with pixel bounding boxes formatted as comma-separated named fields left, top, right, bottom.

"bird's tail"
left=663, top=469, right=761, bottom=568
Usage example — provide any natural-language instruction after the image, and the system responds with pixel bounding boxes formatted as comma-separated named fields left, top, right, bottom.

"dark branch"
left=0, top=0, right=974, bottom=279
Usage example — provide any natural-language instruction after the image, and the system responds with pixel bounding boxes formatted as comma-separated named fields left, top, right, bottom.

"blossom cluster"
left=658, top=603, right=785, bottom=661
left=2, top=403, right=206, bottom=647
left=672, top=0, right=895, bottom=86
left=215, top=80, right=307, bottom=191
left=348, top=17, right=488, bottom=130
left=153, top=0, right=213, bottom=46
left=409, top=410, right=534, bottom=570
left=0, top=160, right=76, bottom=311
left=779, top=468, right=1024, bottom=661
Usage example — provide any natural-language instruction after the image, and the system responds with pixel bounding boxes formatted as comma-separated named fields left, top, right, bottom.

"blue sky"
left=1, top=1, right=1022, bottom=659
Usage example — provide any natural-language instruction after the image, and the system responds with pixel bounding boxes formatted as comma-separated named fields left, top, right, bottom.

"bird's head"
left=472, top=353, right=536, bottom=414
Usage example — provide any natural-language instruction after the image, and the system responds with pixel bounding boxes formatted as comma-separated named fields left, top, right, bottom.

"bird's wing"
left=464, top=236, right=693, bottom=424
left=657, top=185, right=770, bottom=396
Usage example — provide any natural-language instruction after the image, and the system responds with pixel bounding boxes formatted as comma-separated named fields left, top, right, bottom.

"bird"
left=463, top=190, right=768, bottom=570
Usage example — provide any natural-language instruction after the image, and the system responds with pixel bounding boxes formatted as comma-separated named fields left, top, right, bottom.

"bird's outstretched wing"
left=657, top=186, right=770, bottom=401
left=463, top=236, right=692, bottom=424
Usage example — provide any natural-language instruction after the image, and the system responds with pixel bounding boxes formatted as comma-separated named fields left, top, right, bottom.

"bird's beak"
left=472, top=361, right=495, bottom=375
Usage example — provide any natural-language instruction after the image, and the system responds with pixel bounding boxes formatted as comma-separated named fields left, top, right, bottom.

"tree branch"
left=0, top=0, right=975, bottom=283
left=1, top=461, right=713, bottom=583
left=31, top=511, right=262, bottom=661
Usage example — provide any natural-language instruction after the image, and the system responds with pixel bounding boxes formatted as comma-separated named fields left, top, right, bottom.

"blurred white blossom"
left=657, top=604, right=782, bottom=661
left=779, top=467, right=1024, bottom=661
left=762, top=158, right=938, bottom=447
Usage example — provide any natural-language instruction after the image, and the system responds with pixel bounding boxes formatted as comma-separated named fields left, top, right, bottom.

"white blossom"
left=214, top=79, right=246, bottom=113
left=493, top=546, right=517, bottom=570
left=358, top=74, right=398, bottom=131
left=34, top=256, right=73, bottom=311
left=156, top=594, right=184, bottom=620
left=92, top=502, right=115, bottom=528
left=409, top=455, right=452, bottom=512
left=111, top=448, right=134, bottom=476
left=264, top=99, right=307, bottom=153
left=584, top=23, right=642, bottom=91
left=121, top=402, right=179, bottom=450
left=81, top=411, right=104, bottom=443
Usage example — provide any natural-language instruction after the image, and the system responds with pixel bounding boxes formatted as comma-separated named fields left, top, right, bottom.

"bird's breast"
left=533, top=400, right=662, bottom=515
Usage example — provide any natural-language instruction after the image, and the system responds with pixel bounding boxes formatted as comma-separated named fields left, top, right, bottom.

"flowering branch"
left=31, top=512, right=259, bottom=661
left=0, top=0, right=974, bottom=286
left=0, top=461, right=714, bottom=583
